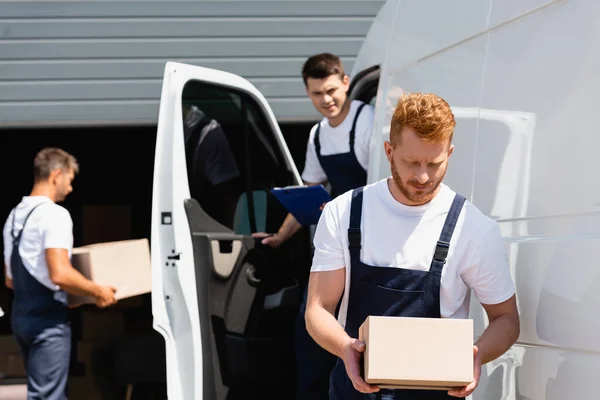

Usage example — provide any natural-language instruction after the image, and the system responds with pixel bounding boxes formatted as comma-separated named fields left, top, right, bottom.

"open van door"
left=150, top=62, right=312, bottom=400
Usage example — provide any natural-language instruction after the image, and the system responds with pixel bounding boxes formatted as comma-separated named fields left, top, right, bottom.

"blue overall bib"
left=314, top=102, right=368, bottom=199
left=329, top=187, right=466, bottom=400
left=10, top=203, right=71, bottom=400
left=295, top=102, right=369, bottom=400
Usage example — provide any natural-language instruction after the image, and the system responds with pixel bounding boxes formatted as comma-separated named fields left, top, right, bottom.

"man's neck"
left=327, top=99, right=351, bottom=128
left=30, top=183, right=56, bottom=202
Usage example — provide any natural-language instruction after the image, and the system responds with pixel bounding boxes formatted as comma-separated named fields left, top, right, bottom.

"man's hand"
left=252, top=232, right=284, bottom=249
left=95, top=285, right=117, bottom=308
left=448, top=345, right=481, bottom=398
left=341, top=337, right=380, bottom=394
left=4, top=264, right=12, bottom=290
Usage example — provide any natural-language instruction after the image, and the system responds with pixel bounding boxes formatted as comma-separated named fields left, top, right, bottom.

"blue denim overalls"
left=295, top=102, right=369, bottom=400
left=10, top=203, right=71, bottom=400
left=329, top=187, right=466, bottom=400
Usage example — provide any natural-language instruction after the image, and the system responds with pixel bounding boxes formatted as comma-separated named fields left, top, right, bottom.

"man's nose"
left=415, top=168, right=429, bottom=184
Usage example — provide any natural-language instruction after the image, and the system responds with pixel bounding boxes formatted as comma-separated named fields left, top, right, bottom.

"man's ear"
left=448, top=143, right=455, bottom=158
left=49, top=169, right=62, bottom=185
left=343, top=74, right=350, bottom=90
left=384, top=141, right=394, bottom=163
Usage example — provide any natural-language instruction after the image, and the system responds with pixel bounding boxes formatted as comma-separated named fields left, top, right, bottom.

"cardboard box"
left=68, top=239, right=151, bottom=306
left=359, top=316, right=473, bottom=390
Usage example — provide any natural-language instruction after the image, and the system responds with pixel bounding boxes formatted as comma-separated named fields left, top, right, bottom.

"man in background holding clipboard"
left=254, top=53, right=375, bottom=400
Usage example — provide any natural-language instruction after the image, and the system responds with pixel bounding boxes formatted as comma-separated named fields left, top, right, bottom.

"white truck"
left=151, top=0, right=600, bottom=398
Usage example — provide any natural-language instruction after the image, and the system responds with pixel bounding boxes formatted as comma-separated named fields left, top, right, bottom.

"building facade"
left=0, top=1, right=384, bottom=128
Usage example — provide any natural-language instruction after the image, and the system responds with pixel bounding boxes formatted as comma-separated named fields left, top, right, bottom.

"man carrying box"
left=2, top=148, right=117, bottom=400
left=305, top=93, right=520, bottom=399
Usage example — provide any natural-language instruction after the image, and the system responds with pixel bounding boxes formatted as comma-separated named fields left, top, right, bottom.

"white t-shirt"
left=301, top=100, right=375, bottom=184
left=311, top=178, right=516, bottom=327
left=3, top=196, right=74, bottom=291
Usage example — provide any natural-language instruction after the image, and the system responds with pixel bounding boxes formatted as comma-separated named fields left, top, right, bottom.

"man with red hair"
left=305, top=93, right=520, bottom=399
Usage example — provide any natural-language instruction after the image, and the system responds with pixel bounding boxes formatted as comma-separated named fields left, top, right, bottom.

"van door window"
left=181, top=80, right=293, bottom=233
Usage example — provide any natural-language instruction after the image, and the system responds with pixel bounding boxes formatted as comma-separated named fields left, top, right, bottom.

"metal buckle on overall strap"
left=433, top=240, right=450, bottom=263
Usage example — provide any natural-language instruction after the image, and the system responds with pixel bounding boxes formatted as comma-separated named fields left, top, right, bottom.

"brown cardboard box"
left=359, top=316, right=473, bottom=390
left=68, top=239, right=151, bottom=306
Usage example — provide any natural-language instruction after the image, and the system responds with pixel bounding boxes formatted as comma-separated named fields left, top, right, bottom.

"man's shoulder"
left=325, top=180, right=382, bottom=221
left=2, top=207, right=15, bottom=229
left=40, top=202, right=72, bottom=225
left=352, top=101, right=375, bottom=137
left=307, top=120, right=325, bottom=142
left=451, top=191, right=498, bottom=234
left=322, top=186, right=355, bottom=226
left=354, top=100, right=375, bottom=117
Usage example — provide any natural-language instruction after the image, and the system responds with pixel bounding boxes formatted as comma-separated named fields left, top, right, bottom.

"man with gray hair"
left=3, top=147, right=117, bottom=400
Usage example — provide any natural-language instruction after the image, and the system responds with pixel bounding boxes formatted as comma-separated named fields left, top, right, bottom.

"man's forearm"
left=475, top=313, right=520, bottom=364
left=52, top=266, right=101, bottom=298
left=306, top=304, right=351, bottom=358
left=276, top=213, right=302, bottom=242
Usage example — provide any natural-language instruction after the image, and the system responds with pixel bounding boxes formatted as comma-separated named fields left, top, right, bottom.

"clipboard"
left=271, top=185, right=332, bottom=226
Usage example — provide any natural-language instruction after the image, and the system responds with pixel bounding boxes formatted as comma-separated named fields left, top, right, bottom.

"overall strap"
left=348, top=187, right=364, bottom=263
left=314, top=123, right=322, bottom=157
left=349, top=102, right=367, bottom=154
left=430, top=194, right=466, bottom=276
left=12, top=203, right=45, bottom=243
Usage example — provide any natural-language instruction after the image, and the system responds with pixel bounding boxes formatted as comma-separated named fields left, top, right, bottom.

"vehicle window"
left=181, top=80, right=293, bottom=233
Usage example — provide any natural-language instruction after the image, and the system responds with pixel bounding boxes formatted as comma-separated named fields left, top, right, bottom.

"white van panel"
left=366, top=0, right=600, bottom=398
left=489, top=0, right=557, bottom=27
left=366, top=0, right=491, bottom=188
left=483, top=1, right=600, bottom=397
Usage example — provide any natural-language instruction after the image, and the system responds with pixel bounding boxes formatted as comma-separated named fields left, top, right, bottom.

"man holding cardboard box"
left=305, top=93, right=520, bottom=399
left=2, top=148, right=117, bottom=400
